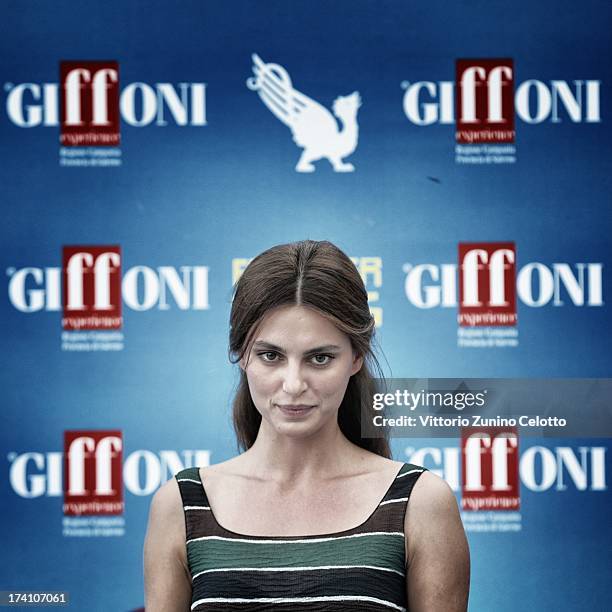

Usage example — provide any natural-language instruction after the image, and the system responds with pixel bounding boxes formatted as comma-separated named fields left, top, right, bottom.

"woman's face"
left=240, top=305, right=363, bottom=440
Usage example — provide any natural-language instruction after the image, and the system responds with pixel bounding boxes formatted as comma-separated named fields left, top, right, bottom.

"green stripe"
left=187, top=533, right=405, bottom=574
left=176, top=467, right=200, bottom=480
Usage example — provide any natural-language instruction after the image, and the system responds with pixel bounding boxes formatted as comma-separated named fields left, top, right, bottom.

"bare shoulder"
left=405, top=470, right=465, bottom=552
left=404, top=471, right=470, bottom=612
left=153, top=475, right=184, bottom=508
left=407, top=470, right=459, bottom=521
left=200, top=455, right=244, bottom=481
left=203, top=454, right=248, bottom=473
left=377, top=457, right=405, bottom=472
left=352, top=450, right=404, bottom=477
left=378, top=458, right=405, bottom=480
left=143, top=477, right=191, bottom=612
left=145, top=477, right=187, bottom=558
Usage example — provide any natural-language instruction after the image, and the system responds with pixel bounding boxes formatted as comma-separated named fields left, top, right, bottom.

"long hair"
left=229, top=239, right=391, bottom=458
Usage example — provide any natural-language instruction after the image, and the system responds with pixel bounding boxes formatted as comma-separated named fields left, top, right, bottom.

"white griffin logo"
left=247, top=53, right=361, bottom=173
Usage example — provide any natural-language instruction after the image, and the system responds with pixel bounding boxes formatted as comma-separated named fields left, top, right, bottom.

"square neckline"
left=197, top=462, right=408, bottom=540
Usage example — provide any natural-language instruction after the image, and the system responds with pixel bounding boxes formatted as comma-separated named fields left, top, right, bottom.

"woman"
left=144, top=239, right=470, bottom=611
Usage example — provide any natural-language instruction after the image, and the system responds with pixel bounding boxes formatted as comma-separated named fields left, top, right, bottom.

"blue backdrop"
left=1, top=1, right=610, bottom=610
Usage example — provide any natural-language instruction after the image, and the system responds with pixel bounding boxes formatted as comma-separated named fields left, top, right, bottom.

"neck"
left=243, top=419, right=364, bottom=485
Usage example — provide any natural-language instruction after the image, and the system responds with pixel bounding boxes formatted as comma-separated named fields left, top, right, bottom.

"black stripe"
left=193, top=601, right=402, bottom=611
left=192, top=566, right=405, bottom=609
left=176, top=472, right=210, bottom=507
left=381, top=466, right=426, bottom=504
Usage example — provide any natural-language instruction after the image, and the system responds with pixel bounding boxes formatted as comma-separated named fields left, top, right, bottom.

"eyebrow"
left=252, top=341, right=342, bottom=355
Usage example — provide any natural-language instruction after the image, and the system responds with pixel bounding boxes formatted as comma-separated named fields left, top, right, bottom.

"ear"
left=350, top=352, right=363, bottom=376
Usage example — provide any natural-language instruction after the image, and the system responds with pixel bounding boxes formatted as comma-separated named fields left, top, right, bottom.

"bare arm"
left=143, top=477, right=192, bottom=612
left=405, top=471, right=470, bottom=611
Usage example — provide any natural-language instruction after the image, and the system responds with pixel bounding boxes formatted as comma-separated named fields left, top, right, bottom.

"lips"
left=277, top=404, right=315, bottom=417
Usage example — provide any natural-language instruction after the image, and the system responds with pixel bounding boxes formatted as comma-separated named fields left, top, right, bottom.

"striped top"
left=175, top=462, right=426, bottom=612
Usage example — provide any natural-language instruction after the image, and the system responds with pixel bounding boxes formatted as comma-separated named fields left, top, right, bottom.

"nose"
left=281, top=362, right=308, bottom=396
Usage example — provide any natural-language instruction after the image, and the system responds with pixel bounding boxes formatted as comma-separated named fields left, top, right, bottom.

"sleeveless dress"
left=175, top=462, right=426, bottom=612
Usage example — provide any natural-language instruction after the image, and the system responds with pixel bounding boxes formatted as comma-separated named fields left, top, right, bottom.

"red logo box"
left=62, top=246, right=122, bottom=330
left=60, top=61, right=120, bottom=146
left=63, top=430, right=124, bottom=516
left=458, top=242, right=517, bottom=327
left=456, top=59, right=515, bottom=144
left=461, top=427, right=519, bottom=511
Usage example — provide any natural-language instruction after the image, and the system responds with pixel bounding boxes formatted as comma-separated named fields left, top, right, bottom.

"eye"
left=311, top=354, right=334, bottom=366
left=258, top=351, right=280, bottom=363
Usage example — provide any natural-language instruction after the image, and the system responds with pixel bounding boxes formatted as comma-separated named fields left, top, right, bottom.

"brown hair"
left=228, top=239, right=391, bottom=458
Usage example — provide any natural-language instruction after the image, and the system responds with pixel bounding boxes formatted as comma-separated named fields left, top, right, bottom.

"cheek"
left=318, top=366, right=352, bottom=400
left=246, top=364, right=278, bottom=398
